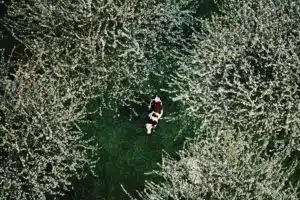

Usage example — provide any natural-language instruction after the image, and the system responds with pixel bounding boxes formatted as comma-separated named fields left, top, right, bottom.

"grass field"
left=61, top=97, right=194, bottom=200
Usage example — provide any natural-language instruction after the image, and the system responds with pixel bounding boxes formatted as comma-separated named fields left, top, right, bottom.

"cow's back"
left=150, top=101, right=162, bottom=114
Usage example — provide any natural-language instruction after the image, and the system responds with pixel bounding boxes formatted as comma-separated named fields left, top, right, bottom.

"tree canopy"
left=1, top=0, right=300, bottom=199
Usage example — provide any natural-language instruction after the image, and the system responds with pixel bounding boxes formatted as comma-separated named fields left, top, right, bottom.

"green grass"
left=61, top=98, right=193, bottom=200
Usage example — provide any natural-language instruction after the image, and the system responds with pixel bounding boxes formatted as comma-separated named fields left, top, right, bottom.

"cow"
left=145, top=96, right=163, bottom=135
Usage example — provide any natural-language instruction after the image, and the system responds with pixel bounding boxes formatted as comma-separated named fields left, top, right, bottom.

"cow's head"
left=153, top=96, right=161, bottom=102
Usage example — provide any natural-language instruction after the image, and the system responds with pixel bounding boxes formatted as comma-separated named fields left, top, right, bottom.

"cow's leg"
left=145, top=123, right=153, bottom=135
left=148, top=100, right=153, bottom=110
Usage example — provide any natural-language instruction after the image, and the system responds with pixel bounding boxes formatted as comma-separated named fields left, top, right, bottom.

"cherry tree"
left=2, top=0, right=198, bottom=115
left=0, top=55, right=99, bottom=199
left=136, top=126, right=299, bottom=199
left=164, top=0, right=300, bottom=150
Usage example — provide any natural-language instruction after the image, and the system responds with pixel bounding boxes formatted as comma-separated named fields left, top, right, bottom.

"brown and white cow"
left=145, top=96, right=163, bottom=135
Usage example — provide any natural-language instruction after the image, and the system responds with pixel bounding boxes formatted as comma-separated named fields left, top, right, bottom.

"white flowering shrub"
left=2, top=0, right=199, bottom=116
left=0, top=55, right=100, bottom=199
left=163, top=0, right=300, bottom=149
left=137, top=127, right=299, bottom=199
left=3, top=0, right=144, bottom=115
